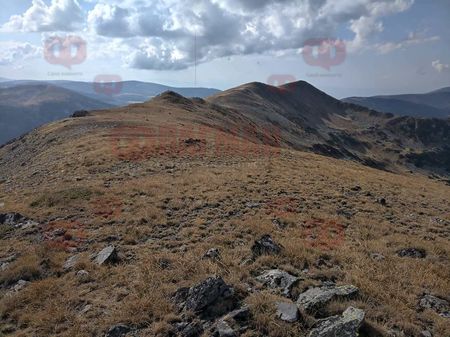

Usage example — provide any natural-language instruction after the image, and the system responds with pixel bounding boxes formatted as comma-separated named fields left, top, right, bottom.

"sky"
left=0, top=0, right=449, bottom=98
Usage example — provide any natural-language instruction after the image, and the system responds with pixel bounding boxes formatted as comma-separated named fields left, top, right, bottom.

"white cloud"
left=432, top=60, right=449, bottom=73
left=375, top=33, right=439, bottom=54
left=1, top=0, right=84, bottom=32
left=0, top=41, right=41, bottom=65
left=0, top=0, right=422, bottom=70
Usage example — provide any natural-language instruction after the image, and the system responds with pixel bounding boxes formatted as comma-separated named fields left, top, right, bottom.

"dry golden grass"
left=0, top=102, right=448, bottom=337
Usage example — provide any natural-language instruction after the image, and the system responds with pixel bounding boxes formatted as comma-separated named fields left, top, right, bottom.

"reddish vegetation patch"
left=91, top=196, right=123, bottom=220
left=302, top=218, right=345, bottom=250
left=42, top=220, right=87, bottom=252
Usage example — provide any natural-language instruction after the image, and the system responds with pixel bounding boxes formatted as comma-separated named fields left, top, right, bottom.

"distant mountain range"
left=0, top=79, right=220, bottom=107
left=343, top=87, right=450, bottom=119
left=0, top=80, right=220, bottom=145
left=0, top=84, right=112, bottom=145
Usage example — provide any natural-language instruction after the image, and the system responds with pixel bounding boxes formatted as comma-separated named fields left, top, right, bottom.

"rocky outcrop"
left=297, top=285, right=359, bottom=312
left=251, top=235, right=282, bottom=257
left=256, top=269, right=298, bottom=297
left=173, top=276, right=236, bottom=319
left=396, top=248, right=426, bottom=258
left=419, top=294, right=450, bottom=318
left=308, top=307, right=365, bottom=337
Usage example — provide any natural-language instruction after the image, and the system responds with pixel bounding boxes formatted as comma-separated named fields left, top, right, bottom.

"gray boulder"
left=105, top=324, right=130, bottom=337
left=173, top=276, right=235, bottom=318
left=419, top=294, right=450, bottom=318
left=95, top=246, right=118, bottom=265
left=214, top=320, right=236, bottom=337
left=251, top=235, right=282, bottom=257
left=203, top=248, right=221, bottom=260
left=276, top=301, right=299, bottom=323
left=396, top=248, right=426, bottom=258
left=297, top=285, right=359, bottom=312
left=12, top=279, right=30, bottom=292
left=309, top=307, right=365, bottom=337
left=256, top=269, right=299, bottom=297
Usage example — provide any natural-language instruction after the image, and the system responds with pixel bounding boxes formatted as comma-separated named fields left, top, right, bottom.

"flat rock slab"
left=309, top=307, right=365, bottom=337
left=63, top=254, right=80, bottom=270
left=297, top=285, right=359, bottom=312
left=95, top=246, right=118, bottom=265
left=256, top=269, right=299, bottom=297
left=276, top=301, right=299, bottom=323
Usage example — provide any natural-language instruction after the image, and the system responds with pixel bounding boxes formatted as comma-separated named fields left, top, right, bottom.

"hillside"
left=0, top=82, right=449, bottom=337
left=343, top=88, right=450, bottom=119
left=208, top=81, right=450, bottom=175
left=0, top=84, right=112, bottom=145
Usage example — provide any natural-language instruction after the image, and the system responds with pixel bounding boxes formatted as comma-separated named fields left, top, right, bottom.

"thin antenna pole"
left=194, top=29, right=197, bottom=87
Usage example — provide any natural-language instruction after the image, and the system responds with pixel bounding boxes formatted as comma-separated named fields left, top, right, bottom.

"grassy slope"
left=0, top=97, right=449, bottom=337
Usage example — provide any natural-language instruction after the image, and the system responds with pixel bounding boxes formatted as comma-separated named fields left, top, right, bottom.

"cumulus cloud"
left=1, top=0, right=84, bottom=32
left=1, top=0, right=425, bottom=70
left=84, top=0, right=418, bottom=70
left=432, top=60, right=449, bottom=73
left=0, top=41, right=41, bottom=65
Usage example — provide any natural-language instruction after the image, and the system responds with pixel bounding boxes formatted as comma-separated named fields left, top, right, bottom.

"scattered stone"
left=214, top=320, right=236, bottom=337
left=63, top=255, right=79, bottom=270
left=0, top=262, right=10, bottom=271
left=0, top=213, right=26, bottom=226
left=276, top=301, right=299, bottom=323
left=308, top=307, right=365, bottom=337
left=12, top=280, right=30, bottom=292
left=420, top=331, right=432, bottom=337
left=377, top=198, right=387, bottom=206
left=105, top=324, right=130, bottom=337
left=76, top=270, right=90, bottom=282
left=203, top=248, right=221, bottom=260
left=256, top=269, right=298, bottom=297
left=173, top=276, right=235, bottom=318
left=419, top=294, right=450, bottom=318
left=245, top=202, right=260, bottom=209
left=224, top=306, right=251, bottom=322
left=251, top=235, right=282, bottom=257
left=370, top=253, right=385, bottom=261
left=176, top=321, right=203, bottom=337
left=80, top=304, right=92, bottom=314
left=95, top=246, right=119, bottom=265
left=72, top=110, right=89, bottom=118
left=297, top=285, right=359, bottom=312
left=396, top=248, right=426, bottom=259
left=0, top=212, right=37, bottom=229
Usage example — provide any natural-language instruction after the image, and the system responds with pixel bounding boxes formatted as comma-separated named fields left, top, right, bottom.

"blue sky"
left=0, top=0, right=449, bottom=98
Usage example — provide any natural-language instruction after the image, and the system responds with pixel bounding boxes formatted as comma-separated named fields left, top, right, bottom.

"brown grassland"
left=0, top=100, right=449, bottom=337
